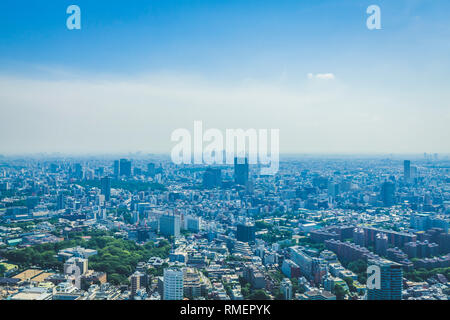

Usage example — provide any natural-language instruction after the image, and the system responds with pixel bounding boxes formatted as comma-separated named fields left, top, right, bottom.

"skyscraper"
left=119, top=159, right=132, bottom=177
left=113, top=160, right=120, bottom=178
left=74, top=163, right=83, bottom=180
left=57, top=193, right=65, bottom=210
left=234, top=157, right=249, bottom=186
left=381, top=181, right=396, bottom=207
left=367, top=259, right=403, bottom=300
left=147, top=163, right=156, bottom=177
left=100, top=176, right=111, bottom=201
left=202, top=167, right=222, bottom=189
left=163, top=268, right=184, bottom=300
left=404, top=160, right=411, bottom=182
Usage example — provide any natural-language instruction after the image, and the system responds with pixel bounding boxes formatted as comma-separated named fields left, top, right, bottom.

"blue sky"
left=1, top=0, right=448, bottom=80
left=0, top=0, right=449, bottom=154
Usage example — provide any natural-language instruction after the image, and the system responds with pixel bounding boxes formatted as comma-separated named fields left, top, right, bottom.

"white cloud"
left=307, top=73, right=335, bottom=80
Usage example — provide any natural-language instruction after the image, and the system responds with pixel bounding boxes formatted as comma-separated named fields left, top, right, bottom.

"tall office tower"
left=56, top=193, right=65, bottom=210
left=113, top=160, right=120, bottom=178
left=202, top=167, right=222, bottom=189
left=74, top=163, right=83, bottom=180
left=404, top=160, right=411, bottom=182
left=236, top=222, right=256, bottom=243
left=234, top=157, right=249, bottom=185
left=159, top=214, right=181, bottom=238
left=147, top=163, right=156, bottom=177
left=100, top=176, right=111, bottom=201
left=280, top=278, right=293, bottom=300
left=375, top=233, right=388, bottom=257
left=381, top=181, right=396, bottom=207
left=130, top=271, right=143, bottom=297
left=367, top=259, right=403, bottom=300
left=119, top=159, right=132, bottom=177
left=163, top=268, right=184, bottom=300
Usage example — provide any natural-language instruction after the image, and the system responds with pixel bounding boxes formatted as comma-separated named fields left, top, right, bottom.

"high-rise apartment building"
left=280, top=278, right=293, bottom=300
left=163, top=268, right=184, bottom=300
left=159, top=214, right=181, bottom=238
left=367, top=259, right=403, bottom=300
left=130, top=271, right=144, bottom=297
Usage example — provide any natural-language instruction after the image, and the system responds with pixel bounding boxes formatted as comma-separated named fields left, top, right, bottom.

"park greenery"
left=334, top=283, right=347, bottom=300
left=404, top=267, right=450, bottom=282
left=345, top=259, right=368, bottom=284
left=0, top=230, right=171, bottom=285
left=0, top=264, right=6, bottom=277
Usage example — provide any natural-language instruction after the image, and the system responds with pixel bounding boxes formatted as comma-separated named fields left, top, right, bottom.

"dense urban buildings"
left=0, top=155, right=449, bottom=300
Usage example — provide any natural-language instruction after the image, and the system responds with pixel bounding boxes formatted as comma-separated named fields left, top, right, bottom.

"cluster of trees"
left=239, top=282, right=270, bottom=300
left=1, top=230, right=171, bottom=285
left=296, top=237, right=326, bottom=251
left=247, top=289, right=271, bottom=300
left=254, top=220, right=273, bottom=231
left=0, top=235, right=94, bottom=270
left=343, top=277, right=357, bottom=293
left=0, top=264, right=7, bottom=277
left=259, top=229, right=293, bottom=245
left=346, top=259, right=368, bottom=284
left=237, top=277, right=271, bottom=300
left=88, top=237, right=171, bottom=285
left=2, top=220, right=37, bottom=231
left=344, top=258, right=450, bottom=284
left=148, top=263, right=169, bottom=277
left=405, top=267, right=450, bottom=282
left=334, top=283, right=347, bottom=300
